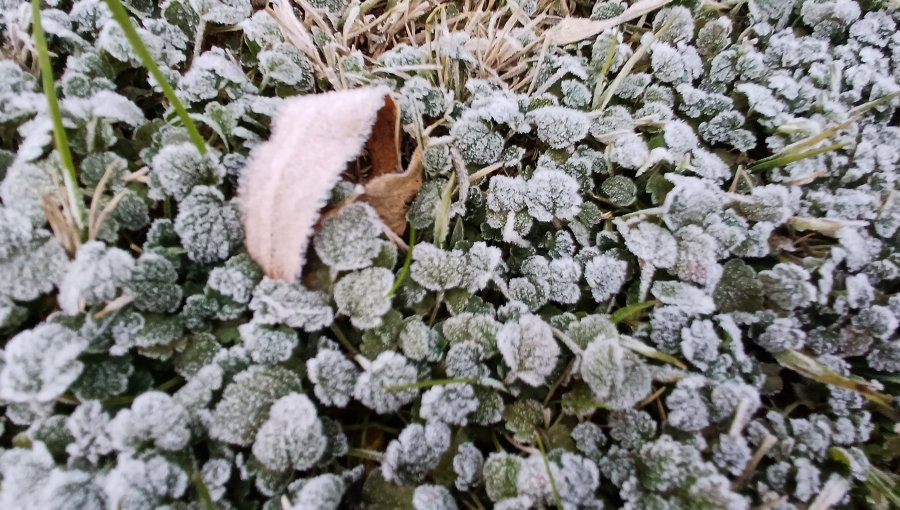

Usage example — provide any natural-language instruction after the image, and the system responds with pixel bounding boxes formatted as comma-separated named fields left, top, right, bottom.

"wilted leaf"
left=368, top=95, right=401, bottom=177
left=239, top=86, right=392, bottom=282
left=361, top=148, right=424, bottom=234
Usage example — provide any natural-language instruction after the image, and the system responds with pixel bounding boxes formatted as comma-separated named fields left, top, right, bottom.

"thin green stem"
left=535, top=431, right=564, bottom=510
left=330, top=323, right=360, bottom=355
left=32, top=0, right=88, bottom=237
left=386, top=226, right=415, bottom=298
left=749, top=142, right=846, bottom=172
left=102, top=0, right=207, bottom=155
left=191, top=469, right=215, bottom=510
left=610, top=300, right=658, bottom=324
left=385, top=378, right=480, bottom=391
left=347, top=448, right=384, bottom=461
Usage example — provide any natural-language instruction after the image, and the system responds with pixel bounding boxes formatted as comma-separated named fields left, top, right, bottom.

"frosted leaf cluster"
left=410, top=242, right=501, bottom=292
left=249, top=277, right=334, bottom=331
left=353, top=351, right=418, bottom=414
left=314, top=203, right=385, bottom=271
left=497, top=314, right=559, bottom=387
left=252, top=393, right=327, bottom=472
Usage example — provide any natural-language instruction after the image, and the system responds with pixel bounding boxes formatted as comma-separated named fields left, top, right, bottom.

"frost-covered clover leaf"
left=238, top=321, right=298, bottom=364
left=103, top=452, right=189, bottom=509
left=527, top=106, right=590, bottom=149
left=108, top=391, right=191, bottom=451
left=419, top=383, right=478, bottom=426
left=353, top=351, right=418, bottom=414
left=382, top=421, right=451, bottom=485
left=178, top=48, right=255, bottom=103
left=307, top=349, right=359, bottom=407
left=174, top=186, right=243, bottom=263
left=150, top=143, right=223, bottom=201
left=584, top=253, right=628, bottom=302
left=413, top=484, right=458, bottom=510
left=208, top=365, right=303, bottom=446
left=617, top=219, right=678, bottom=298
left=0, top=324, right=89, bottom=403
left=66, top=401, right=115, bottom=464
left=190, top=0, right=250, bottom=24
left=453, top=442, right=484, bottom=491
left=314, top=203, right=384, bottom=271
left=651, top=280, right=716, bottom=315
left=452, top=118, right=504, bottom=165
left=525, top=169, right=582, bottom=222
left=258, top=43, right=315, bottom=90
left=249, top=277, right=334, bottom=331
left=758, top=262, right=817, bottom=310
left=334, top=267, right=394, bottom=330
left=127, top=252, right=182, bottom=313
left=580, top=334, right=651, bottom=410
left=287, top=474, right=348, bottom=510
left=411, top=242, right=501, bottom=292
left=207, top=253, right=263, bottom=308
left=252, top=393, right=327, bottom=472
left=521, top=255, right=582, bottom=305
left=58, top=241, right=134, bottom=315
left=442, top=312, right=502, bottom=356
left=497, top=314, right=559, bottom=387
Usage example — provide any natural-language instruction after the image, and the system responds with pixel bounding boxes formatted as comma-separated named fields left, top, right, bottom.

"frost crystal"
left=307, top=349, right=359, bottom=407
left=252, top=393, right=327, bottom=472
left=354, top=351, right=418, bottom=414
left=497, top=314, right=560, bottom=387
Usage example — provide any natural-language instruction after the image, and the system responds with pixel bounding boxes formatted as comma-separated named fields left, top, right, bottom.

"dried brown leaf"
left=368, top=93, right=401, bottom=177
left=361, top=147, right=424, bottom=234
left=239, top=86, right=391, bottom=282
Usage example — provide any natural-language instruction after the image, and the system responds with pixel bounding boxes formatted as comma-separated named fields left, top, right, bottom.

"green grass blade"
left=103, top=0, right=207, bottom=155
left=32, top=0, right=88, bottom=236
left=386, top=226, right=415, bottom=298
